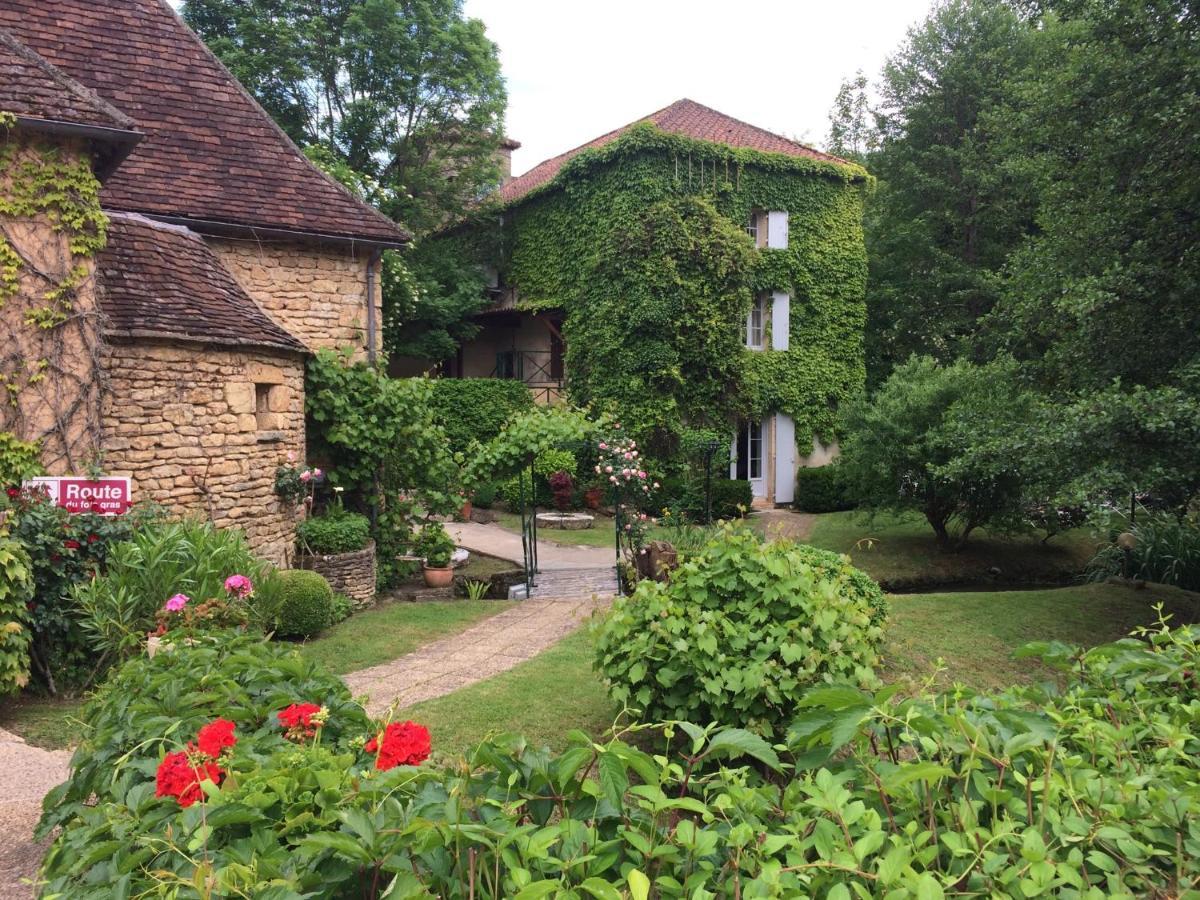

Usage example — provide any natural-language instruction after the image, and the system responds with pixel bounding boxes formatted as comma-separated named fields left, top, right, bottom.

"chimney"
left=497, top=137, right=521, bottom=184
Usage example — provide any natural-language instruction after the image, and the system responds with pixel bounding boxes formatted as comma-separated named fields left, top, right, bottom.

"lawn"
left=0, top=695, right=84, bottom=750
left=806, top=510, right=1100, bottom=589
left=396, top=581, right=1200, bottom=754
left=492, top=509, right=620, bottom=548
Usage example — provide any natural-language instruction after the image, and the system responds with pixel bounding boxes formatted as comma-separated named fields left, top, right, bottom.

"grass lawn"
left=492, top=509, right=619, bottom=548
left=299, top=599, right=515, bottom=675
left=399, top=628, right=617, bottom=757
left=807, top=510, right=1100, bottom=589
left=0, top=695, right=84, bottom=750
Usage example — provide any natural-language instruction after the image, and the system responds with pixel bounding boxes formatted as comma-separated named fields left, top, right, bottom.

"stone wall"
left=101, top=340, right=306, bottom=565
left=0, top=135, right=105, bottom=472
left=208, top=238, right=380, bottom=352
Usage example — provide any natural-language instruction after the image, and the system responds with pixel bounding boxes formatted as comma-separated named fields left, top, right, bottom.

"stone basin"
left=535, top=511, right=595, bottom=530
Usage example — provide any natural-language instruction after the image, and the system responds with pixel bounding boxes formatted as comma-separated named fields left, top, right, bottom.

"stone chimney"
left=497, top=137, right=521, bottom=184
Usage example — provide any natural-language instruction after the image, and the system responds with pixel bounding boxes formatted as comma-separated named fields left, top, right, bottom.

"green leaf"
left=703, top=727, right=781, bottom=771
left=514, top=881, right=561, bottom=900
left=578, top=878, right=622, bottom=900
left=627, top=868, right=650, bottom=900
left=597, top=753, right=628, bottom=809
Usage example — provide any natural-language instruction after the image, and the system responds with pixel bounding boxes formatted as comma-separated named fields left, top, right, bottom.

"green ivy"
left=0, top=534, right=34, bottom=696
left=445, top=123, right=871, bottom=452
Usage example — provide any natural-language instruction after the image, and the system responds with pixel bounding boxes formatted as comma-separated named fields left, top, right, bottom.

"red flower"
left=195, top=718, right=237, bottom=758
left=278, top=702, right=322, bottom=739
left=87, top=534, right=100, bottom=544
left=5, top=487, right=18, bottom=498
left=63, top=539, right=81, bottom=550
left=365, top=721, right=431, bottom=771
left=155, top=751, right=222, bottom=807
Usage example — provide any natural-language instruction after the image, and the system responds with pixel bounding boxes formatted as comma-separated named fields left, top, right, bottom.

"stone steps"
left=528, top=566, right=620, bottom=601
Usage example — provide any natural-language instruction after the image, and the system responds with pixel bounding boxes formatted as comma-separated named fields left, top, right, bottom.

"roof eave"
left=13, top=115, right=143, bottom=181
left=103, top=326, right=309, bottom=356
left=140, top=213, right=410, bottom=251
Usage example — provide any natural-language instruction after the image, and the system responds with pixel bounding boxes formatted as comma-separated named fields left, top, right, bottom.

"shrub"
left=74, top=520, right=267, bottom=666
left=0, top=431, right=42, bottom=487
left=0, top=535, right=33, bottom=695
left=793, top=464, right=855, bottom=512
left=791, top=543, right=889, bottom=626
left=471, top=479, right=501, bottom=508
left=593, top=523, right=883, bottom=737
left=297, top=509, right=371, bottom=555
left=273, top=570, right=333, bottom=638
left=710, top=477, right=752, bottom=519
left=661, top=476, right=751, bottom=521
left=548, top=469, right=574, bottom=510
left=414, top=522, right=454, bottom=568
left=1087, top=511, right=1200, bottom=591
left=41, top=621, right=1200, bottom=897
left=330, top=592, right=353, bottom=624
left=427, top=378, right=534, bottom=453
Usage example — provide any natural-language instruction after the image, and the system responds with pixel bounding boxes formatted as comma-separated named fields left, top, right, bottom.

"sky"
left=461, top=0, right=933, bottom=176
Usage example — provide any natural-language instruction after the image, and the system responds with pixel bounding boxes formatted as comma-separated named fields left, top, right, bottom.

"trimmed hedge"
left=428, top=378, right=533, bottom=453
left=274, top=570, right=334, bottom=638
left=661, top=476, right=753, bottom=521
left=793, top=464, right=856, bottom=512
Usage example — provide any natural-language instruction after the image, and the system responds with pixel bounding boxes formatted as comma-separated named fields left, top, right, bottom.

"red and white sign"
left=24, top=476, right=132, bottom=515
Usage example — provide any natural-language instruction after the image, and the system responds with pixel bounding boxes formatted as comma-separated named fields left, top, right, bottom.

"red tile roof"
left=0, top=29, right=135, bottom=133
left=98, top=213, right=306, bottom=353
left=497, top=99, right=850, bottom=205
left=0, top=0, right=406, bottom=246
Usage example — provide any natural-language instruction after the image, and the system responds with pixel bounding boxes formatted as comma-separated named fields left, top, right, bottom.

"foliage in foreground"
left=593, top=524, right=884, bottom=738
left=0, top=533, right=34, bottom=695
left=37, top=617, right=1200, bottom=898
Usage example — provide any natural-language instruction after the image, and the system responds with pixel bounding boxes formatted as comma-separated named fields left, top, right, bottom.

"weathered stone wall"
left=207, top=238, right=380, bottom=352
left=0, top=135, right=105, bottom=472
left=101, top=341, right=306, bottom=565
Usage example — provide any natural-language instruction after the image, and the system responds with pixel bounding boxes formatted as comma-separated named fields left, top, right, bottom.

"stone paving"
left=343, top=596, right=608, bottom=715
left=0, top=729, right=70, bottom=899
left=447, top=521, right=614, bottom=569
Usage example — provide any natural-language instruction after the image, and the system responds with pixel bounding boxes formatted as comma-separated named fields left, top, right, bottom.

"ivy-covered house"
left=437, top=99, right=869, bottom=506
left=0, top=0, right=407, bottom=563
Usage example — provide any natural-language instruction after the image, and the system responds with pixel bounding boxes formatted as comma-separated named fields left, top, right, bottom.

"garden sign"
left=24, top=476, right=132, bottom=515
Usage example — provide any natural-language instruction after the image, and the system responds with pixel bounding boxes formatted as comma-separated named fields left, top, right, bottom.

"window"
left=254, top=383, right=274, bottom=429
left=745, top=212, right=758, bottom=244
left=495, top=350, right=518, bottom=380
left=745, top=294, right=766, bottom=349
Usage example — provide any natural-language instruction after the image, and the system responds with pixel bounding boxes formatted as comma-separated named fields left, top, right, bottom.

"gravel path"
left=0, top=728, right=70, bottom=899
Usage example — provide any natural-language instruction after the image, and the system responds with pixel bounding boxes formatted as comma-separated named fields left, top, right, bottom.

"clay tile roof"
left=497, top=98, right=850, bottom=205
left=0, top=0, right=406, bottom=246
left=97, top=213, right=306, bottom=354
left=0, top=29, right=135, bottom=133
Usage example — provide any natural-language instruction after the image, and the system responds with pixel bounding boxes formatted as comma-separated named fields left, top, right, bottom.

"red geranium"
left=155, top=751, right=222, bottom=807
left=63, top=539, right=81, bottom=550
left=5, top=487, right=19, bottom=498
left=195, top=718, right=237, bottom=758
left=87, top=534, right=100, bottom=544
left=365, top=721, right=431, bottom=771
left=278, top=702, right=322, bottom=739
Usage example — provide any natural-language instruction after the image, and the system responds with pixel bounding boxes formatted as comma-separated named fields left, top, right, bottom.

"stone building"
left=0, top=0, right=407, bottom=563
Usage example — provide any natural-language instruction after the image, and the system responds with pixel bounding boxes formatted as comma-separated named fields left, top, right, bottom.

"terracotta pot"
left=458, top=500, right=473, bottom=521
left=422, top=564, right=455, bottom=588
left=584, top=488, right=603, bottom=510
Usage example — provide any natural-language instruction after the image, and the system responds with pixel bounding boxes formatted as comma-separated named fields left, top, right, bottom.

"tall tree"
left=825, top=70, right=876, bottom=164
left=860, top=0, right=1036, bottom=384
left=183, top=0, right=507, bottom=235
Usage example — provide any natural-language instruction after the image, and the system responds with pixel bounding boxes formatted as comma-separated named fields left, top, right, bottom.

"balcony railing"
left=491, top=349, right=563, bottom=404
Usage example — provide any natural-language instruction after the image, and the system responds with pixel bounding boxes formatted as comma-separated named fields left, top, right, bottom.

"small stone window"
left=255, top=383, right=275, bottom=430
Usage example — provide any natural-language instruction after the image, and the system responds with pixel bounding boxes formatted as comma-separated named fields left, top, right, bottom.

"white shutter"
left=771, top=292, right=789, bottom=350
left=767, top=210, right=789, bottom=249
left=774, top=414, right=796, bottom=504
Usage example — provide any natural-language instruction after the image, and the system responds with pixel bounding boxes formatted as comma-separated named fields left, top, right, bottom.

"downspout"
left=366, top=249, right=381, bottom=366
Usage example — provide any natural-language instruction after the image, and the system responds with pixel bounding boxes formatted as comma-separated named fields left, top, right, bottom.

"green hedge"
left=793, top=464, right=856, bottom=512
left=274, top=570, right=334, bottom=638
left=428, top=378, right=534, bottom=453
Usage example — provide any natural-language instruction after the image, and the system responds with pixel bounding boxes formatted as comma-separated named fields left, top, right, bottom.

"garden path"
left=447, top=521, right=614, bottom=569
left=0, top=728, right=70, bottom=899
left=343, top=597, right=609, bottom=716
left=752, top=509, right=816, bottom=542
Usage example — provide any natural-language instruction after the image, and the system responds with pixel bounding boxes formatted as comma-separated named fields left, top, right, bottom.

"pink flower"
left=165, top=593, right=189, bottom=612
left=622, top=468, right=631, bottom=477
left=638, top=471, right=647, bottom=479
left=599, top=442, right=607, bottom=450
left=609, top=476, right=617, bottom=484
left=630, top=441, right=636, bottom=448
left=299, top=471, right=311, bottom=482
left=594, top=465, right=601, bottom=474
left=224, top=575, right=253, bottom=598
left=311, top=468, right=322, bottom=478
left=623, top=452, right=632, bottom=460
left=286, top=450, right=297, bottom=463
left=604, top=466, right=613, bottom=473
left=653, top=482, right=661, bottom=489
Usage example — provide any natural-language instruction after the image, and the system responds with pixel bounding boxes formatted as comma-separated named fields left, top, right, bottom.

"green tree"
left=182, top=0, right=507, bottom=235
left=825, top=70, right=876, bottom=164
left=862, top=0, right=1036, bottom=384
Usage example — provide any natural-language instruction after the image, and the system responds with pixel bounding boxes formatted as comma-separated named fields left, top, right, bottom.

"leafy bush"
left=1087, top=511, right=1200, bottom=591
left=74, top=520, right=267, bottom=665
left=471, top=479, right=501, bottom=509
left=0, top=431, right=42, bottom=486
left=38, top=632, right=373, bottom=838
left=414, top=522, right=454, bottom=568
left=710, top=477, right=752, bottom=519
left=43, top=620, right=1200, bottom=897
left=791, top=543, right=889, bottom=626
left=428, top=378, right=534, bottom=453
left=297, top=509, right=371, bottom=555
left=273, top=570, right=333, bottom=638
left=4, top=487, right=148, bottom=691
left=662, top=476, right=752, bottom=521
left=793, top=464, right=855, bottom=512
left=330, top=592, right=353, bottom=624
left=0, top=535, right=33, bottom=695
left=548, top=469, right=574, bottom=510
left=593, top=523, right=883, bottom=737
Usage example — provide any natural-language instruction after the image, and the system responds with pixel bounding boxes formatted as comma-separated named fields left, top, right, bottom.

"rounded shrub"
left=274, top=570, right=334, bottom=638
left=593, top=523, right=884, bottom=737
left=789, top=543, right=888, bottom=627
left=793, top=465, right=856, bottom=513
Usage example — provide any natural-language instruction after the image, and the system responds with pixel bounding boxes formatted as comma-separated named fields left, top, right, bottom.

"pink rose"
left=164, top=593, right=189, bottom=612
left=653, top=482, right=661, bottom=489
left=286, top=450, right=297, bottom=463
left=599, top=442, right=607, bottom=450
left=311, top=468, right=322, bottom=478
left=605, top=466, right=613, bottom=473
left=595, top=465, right=601, bottom=474
left=623, top=452, right=632, bottom=460
left=299, top=471, right=311, bottom=482
left=638, top=471, right=646, bottom=479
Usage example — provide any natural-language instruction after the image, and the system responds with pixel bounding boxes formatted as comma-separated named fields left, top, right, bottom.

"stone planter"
left=298, top=540, right=376, bottom=609
left=536, top=511, right=595, bottom=530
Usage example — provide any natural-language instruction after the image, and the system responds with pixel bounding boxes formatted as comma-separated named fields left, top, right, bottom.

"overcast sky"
left=462, top=0, right=933, bottom=175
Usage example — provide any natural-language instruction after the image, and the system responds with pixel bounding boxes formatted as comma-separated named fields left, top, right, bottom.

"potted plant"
left=416, top=522, right=456, bottom=587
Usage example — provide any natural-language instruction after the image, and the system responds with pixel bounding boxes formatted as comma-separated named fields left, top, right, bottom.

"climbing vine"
left=0, top=124, right=109, bottom=470
left=447, top=123, right=870, bottom=456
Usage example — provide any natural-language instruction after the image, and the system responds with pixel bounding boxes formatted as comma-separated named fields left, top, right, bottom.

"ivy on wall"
left=0, top=125, right=109, bottom=471
left=434, top=123, right=871, bottom=455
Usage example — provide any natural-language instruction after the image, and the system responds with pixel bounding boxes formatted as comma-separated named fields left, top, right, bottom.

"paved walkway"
left=0, top=729, right=70, bottom=899
left=343, top=597, right=607, bottom=715
left=447, top=521, right=614, bottom=569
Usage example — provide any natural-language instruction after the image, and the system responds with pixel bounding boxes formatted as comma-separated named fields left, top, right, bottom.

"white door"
left=774, top=413, right=795, bottom=504
left=732, top=420, right=767, bottom=499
